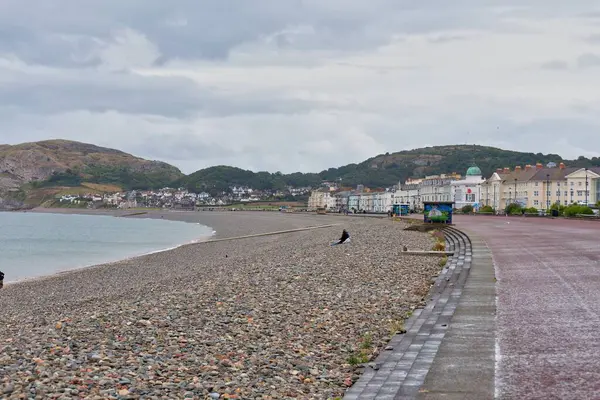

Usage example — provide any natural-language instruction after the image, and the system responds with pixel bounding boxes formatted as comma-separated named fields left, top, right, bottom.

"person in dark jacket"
left=0, top=271, right=4, bottom=289
left=332, top=229, right=350, bottom=245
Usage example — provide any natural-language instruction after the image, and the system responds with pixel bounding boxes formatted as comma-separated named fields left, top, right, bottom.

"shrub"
left=479, top=205, right=495, bottom=213
left=549, top=202, right=566, bottom=216
left=564, top=204, right=594, bottom=217
left=505, top=203, right=522, bottom=215
left=432, top=241, right=445, bottom=251
left=461, top=204, right=474, bottom=214
left=524, top=207, right=538, bottom=214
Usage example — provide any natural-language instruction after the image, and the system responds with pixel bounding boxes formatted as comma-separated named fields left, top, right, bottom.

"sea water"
left=0, top=212, right=214, bottom=282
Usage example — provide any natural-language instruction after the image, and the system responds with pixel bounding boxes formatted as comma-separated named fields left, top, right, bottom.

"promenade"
left=346, top=214, right=600, bottom=399
left=455, top=215, right=600, bottom=399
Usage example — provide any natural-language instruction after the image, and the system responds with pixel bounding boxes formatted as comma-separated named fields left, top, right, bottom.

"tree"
left=461, top=204, right=474, bottom=214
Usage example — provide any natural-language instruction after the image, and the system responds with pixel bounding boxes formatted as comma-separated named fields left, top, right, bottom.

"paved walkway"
left=344, top=228, right=493, bottom=399
left=417, top=231, right=495, bottom=400
left=452, top=215, right=600, bottom=399
left=345, top=215, right=600, bottom=399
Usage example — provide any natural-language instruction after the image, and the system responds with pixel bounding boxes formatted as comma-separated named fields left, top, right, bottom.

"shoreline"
left=0, top=212, right=439, bottom=399
left=1, top=210, right=216, bottom=285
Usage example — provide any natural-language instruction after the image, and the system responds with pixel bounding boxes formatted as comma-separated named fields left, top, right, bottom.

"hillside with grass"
left=3, top=140, right=600, bottom=210
left=179, top=145, right=600, bottom=191
left=0, top=140, right=183, bottom=209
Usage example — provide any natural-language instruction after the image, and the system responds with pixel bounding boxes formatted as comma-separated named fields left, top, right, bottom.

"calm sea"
left=0, top=212, right=214, bottom=283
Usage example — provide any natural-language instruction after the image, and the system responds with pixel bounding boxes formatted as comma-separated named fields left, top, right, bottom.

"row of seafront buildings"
left=308, top=163, right=600, bottom=213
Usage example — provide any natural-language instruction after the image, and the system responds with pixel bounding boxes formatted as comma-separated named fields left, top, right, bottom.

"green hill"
left=179, top=145, right=600, bottom=191
left=3, top=141, right=600, bottom=210
left=0, top=140, right=184, bottom=209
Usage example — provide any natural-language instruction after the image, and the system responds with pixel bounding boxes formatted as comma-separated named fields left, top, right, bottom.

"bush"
left=505, top=203, right=522, bottom=215
left=524, top=207, right=538, bottom=214
left=564, top=204, right=594, bottom=217
left=461, top=204, right=474, bottom=214
left=549, top=203, right=566, bottom=216
left=479, top=205, right=495, bottom=213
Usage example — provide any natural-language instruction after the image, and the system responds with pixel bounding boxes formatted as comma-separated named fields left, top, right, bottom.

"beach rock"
left=0, top=213, right=438, bottom=399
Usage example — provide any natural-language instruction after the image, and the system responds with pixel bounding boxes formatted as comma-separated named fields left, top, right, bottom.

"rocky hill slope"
left=0, top=140, right=183, bottom=209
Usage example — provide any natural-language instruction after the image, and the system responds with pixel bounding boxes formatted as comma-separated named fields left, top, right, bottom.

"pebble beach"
left=0, top=211, right=439, bottom=399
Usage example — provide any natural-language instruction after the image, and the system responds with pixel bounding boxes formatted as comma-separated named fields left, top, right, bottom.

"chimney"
left=536, top=163, right=543, bottom=170
left=559, top=162, right=565, bottom=169
left=503, top=167, right=510, bottom=173
left=525, top=164, right=532, bottom=171
left=496, top=168, right=503, bottom=173
left=515, top=166, right=522, bottom=172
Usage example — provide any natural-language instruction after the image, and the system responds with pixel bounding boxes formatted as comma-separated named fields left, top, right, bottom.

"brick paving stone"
left=343, top=227, right=473, bottom=399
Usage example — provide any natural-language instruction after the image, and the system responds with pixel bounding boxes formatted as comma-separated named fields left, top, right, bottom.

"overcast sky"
left=1, top=1, right=600, bottom=173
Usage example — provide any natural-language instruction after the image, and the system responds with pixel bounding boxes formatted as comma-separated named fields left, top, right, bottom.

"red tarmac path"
left=453, top=215, right=600, bottom=399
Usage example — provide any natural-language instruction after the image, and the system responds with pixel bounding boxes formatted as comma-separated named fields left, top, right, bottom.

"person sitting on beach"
left=0, top=270, right=4, bottom=289
left=332, top=229, right=350, bottom=246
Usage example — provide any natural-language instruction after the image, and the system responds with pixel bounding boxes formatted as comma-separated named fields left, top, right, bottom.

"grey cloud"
left=540, top=60, right=569, bottom=70
left=1, top=1, right=600, bottom=174
left=0, top=0, right=518, bottom=67
left=577, top=53, right=600, bottom=68
left=0, top=65, right=323, bottom=118
left=585, top=33, right=600, bottom=43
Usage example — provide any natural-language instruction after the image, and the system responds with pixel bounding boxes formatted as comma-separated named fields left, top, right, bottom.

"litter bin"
left=551, top=209, right=559, bottom=217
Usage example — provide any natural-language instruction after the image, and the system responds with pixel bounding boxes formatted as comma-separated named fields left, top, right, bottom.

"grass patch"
left=389, top=320, right=407, bottom=336
left=438, top=256, right=448, bottom=267
left=432, top=241, right=445, bottom=251
left=347, top=353, right=370, bottom=366
left=360, top=333, right=373, bottom=350
left=81, top=182, right=122, bottom=192
left=429, top=229, right=446, bottom=251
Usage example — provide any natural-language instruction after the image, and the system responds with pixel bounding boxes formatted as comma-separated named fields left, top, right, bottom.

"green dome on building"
left=466, top=166, right=482, bottom=176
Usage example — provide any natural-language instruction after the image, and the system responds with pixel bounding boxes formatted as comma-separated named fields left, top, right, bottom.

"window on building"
left=579, top=182, right=582, bottom=186
left=564, top=191, right=568, bottom=196
left=577, top=190, right=583, bottom=196
left=534, top=200, right=539, bottom=206
left=556, top=191, right=560, bottom=196
left=546, top=191, right=551, bottom=197
left=535, top=182, right=539, bottom=186
left=571, top=182, right=574, bottom=186
left=557, top=182, right=561, bottom=186
left=534, top=191, right=539, bottom=196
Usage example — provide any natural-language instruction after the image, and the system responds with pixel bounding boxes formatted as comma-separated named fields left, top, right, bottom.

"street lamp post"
left=585, top=168, right=589, bottom=205
left=546, top=173, right=550, bottom=211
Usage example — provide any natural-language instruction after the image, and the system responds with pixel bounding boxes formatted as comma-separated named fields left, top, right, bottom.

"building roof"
left=466, top=166, right=482, bottom=176
left=497, top=168, right=540, bottom=182
left=530, top=167, right=579, bottom=181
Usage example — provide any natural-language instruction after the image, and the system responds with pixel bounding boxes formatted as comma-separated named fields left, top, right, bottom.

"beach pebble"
left=0, top=213, right=438, bottom=399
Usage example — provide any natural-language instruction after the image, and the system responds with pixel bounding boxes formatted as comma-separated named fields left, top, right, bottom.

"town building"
left=481, top=163, right=600, bottom=210
left=451, top=166, right=485, bottom=210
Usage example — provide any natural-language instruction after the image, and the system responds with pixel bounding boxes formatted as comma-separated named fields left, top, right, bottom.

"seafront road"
left=452, top=215, right=600, bottom=399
